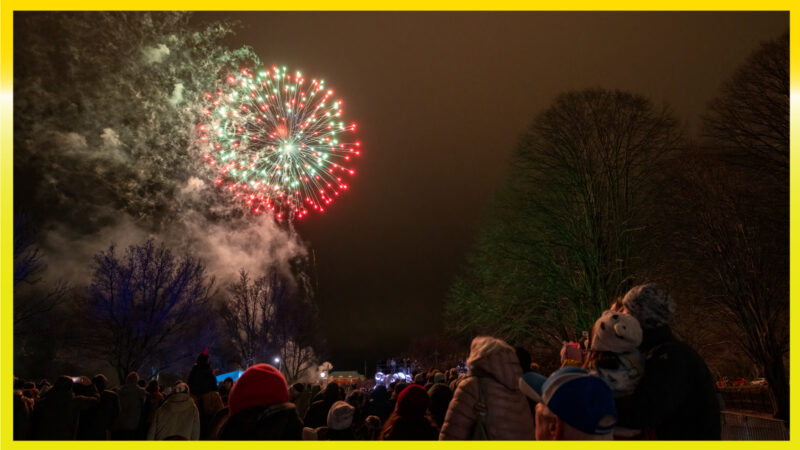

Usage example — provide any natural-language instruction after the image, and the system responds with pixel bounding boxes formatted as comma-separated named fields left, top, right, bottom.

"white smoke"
left=100, top=128, right=122, bottom=149
left=180, top=176, right=205, bottom=196
left=54, top=131, right=88, bottom=152
left=169, top=83, right=184, bottom=106
left=170, top=212, right=306, bottom=283
left=41, top=209, right=307, bottom=288
left=41, top=214, right=154, bottom=286
left=143, top=43, right=170, bottom=64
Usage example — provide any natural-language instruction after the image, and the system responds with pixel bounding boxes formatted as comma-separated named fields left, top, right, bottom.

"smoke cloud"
left=16, top=12, right=303, bottom=290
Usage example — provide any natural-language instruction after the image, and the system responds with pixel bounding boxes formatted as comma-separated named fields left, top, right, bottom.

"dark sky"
left=194, top=12, right=787, bottom=369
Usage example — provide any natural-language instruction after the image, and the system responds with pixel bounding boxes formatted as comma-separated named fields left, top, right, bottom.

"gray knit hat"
left=327, top=401, right=355, bottom=430
left=619, top=283, right=676, bottom=329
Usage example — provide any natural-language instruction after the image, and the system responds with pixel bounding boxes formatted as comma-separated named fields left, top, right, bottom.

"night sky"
left=189, top=12, right=788, bottom=369
left=17, top=12, right=788, bottom=373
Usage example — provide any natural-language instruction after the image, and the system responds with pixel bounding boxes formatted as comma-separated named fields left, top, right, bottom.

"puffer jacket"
left=147, top=392, right=201, bottom=440
left=439, top=336, right=534, bottom=440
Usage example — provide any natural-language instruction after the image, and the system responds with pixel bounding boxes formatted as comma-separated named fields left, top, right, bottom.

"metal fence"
left=721, top=411, right=789, bottom=440
left=718, top=386, right=774, bottom=414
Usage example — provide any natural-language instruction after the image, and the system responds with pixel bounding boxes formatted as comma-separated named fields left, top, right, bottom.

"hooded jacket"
left=439, top=336, right=535, bottom=440
left=146, top=392, right=201, bottom=440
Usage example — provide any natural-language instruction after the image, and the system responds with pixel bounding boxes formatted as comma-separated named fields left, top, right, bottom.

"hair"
left=515, top=346, right=532, bottom=373
left=582, top=350, right=625, bottom=371
left=93, top=374, right=108, bottom=391
left=378, top=409, right=437, bottom=440
left=346, top=390, right=366, bottom=409
left=582, top=323, right=617, bottom=371
left=54, top=376, right=74, bottom=392
left=125, top=371, right=139, bottom=384
left=146, top=380, right=160, bottom=393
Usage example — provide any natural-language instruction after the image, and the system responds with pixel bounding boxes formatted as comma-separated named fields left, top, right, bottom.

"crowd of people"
left=13, top=283, right=722, bottom=440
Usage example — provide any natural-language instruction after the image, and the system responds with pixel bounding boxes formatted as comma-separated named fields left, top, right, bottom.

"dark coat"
left=616, top=326, right=721, bottom=440
left=427, top=383, right=453, bottom=430
left=77, top=389, right=120, bottom=440
left=303, top=384, right=340, bottom=429
left=14, top=391, right=34, bottom=440
left=187, top=363, right=218, bottom=396
left=31, top=389, right=99, bottom=440
left=380, top=414, right=439, bottom=440
left=315, top=426, right=355, bottom=440
left=364, top=386, right=393, bottom=423
left=216, top=403, right=303, bottom=440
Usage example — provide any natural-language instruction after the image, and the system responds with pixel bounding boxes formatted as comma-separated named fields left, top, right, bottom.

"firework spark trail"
left=200, top=65, right=361, bottom=221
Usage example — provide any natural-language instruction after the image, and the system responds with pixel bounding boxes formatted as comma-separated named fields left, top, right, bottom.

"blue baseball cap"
left=518, top=372, right=547, bottom=402
left=540, top=368, right=617, bottom=435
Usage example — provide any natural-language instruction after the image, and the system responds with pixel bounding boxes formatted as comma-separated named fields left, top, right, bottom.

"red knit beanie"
left=396, top=384, right=430, bottom=417
left=228, top=364, right=289, bottom=414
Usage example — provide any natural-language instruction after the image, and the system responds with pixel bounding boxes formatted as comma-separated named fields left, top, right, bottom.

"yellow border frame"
left=1, top=5, right=796, bottom=449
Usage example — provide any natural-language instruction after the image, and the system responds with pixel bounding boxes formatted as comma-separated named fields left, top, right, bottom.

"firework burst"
left=199, top=65, right=361, bottom=221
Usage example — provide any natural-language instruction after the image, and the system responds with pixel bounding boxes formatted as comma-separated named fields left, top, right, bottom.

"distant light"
left=274, top=357, right=280, bottom=364
left=320, top=372, right=326, bottom=378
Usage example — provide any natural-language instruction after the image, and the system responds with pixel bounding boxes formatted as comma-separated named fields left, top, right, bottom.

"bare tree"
left=670, top=155, right=789, bottom=421
left=703, top=31, right=789, bottom=180
left=688, top=31, right=790, bottom=421
left=447, top=88, right=682, bottom=342
left=86, top=239, right=214, bottom=382
left=220, top=264, right=320, bottom=383
left=271, top=269, right=320, bottom=383
left=14, top=213, right=45, bottom=286
left=13, top=213, right=68, bottom=334
left=220, top=270, right=287, bottom=368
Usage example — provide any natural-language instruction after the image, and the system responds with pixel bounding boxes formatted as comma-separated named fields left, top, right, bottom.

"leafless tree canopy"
left=13, top=213, right=68, bottom=334
left=447, top=88, right=683, bottom=345
left=690, top=30, right=789, bottom=420
left=703, top=31, right=789, bottom=179
left=221, top=270, right=287, bottom=368
left=220, top=266, right=319, bottom=383
left=86, top=239, right=214, bottom=382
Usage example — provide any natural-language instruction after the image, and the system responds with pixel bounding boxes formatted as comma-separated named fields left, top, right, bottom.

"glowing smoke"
left=16, top=12, right=304, bottom=287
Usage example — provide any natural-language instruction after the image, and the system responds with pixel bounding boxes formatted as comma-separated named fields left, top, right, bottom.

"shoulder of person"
left=453, top=375, right=478, bottom=389
left=645, top=339, right=699, bottom=373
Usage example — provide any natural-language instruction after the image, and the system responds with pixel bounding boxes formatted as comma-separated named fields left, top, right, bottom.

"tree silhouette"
left=447, top=88, right=681, bottom=344
left=697, top=31, right=789, bottom=421
left=220, top=261, right=320, bottom=383
left=86, top=239, right=214, bottom=382
left=703, top=31, right=789, bottom=180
